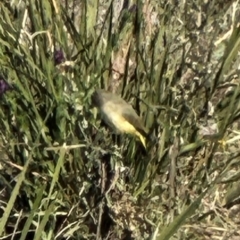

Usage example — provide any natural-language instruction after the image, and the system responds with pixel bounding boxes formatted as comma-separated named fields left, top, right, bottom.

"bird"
left=91, top=89, right=148, bottom=148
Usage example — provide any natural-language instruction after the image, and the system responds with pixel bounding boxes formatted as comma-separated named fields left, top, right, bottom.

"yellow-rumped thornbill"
left=91, top=89, right=148, bottom=148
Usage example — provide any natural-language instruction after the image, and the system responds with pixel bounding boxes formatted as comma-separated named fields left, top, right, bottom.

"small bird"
left=91, top=89, right=148, bottom=148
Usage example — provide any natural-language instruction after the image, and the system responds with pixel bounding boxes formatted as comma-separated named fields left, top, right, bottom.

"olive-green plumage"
left=91, top=89, right=148, bottom=148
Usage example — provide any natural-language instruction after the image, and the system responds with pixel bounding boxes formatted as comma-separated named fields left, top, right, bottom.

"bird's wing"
left=121, top=109, right=148, bottom=137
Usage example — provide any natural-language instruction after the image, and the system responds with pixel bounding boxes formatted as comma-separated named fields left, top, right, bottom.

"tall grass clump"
left=0, top=0, right=240, bottom=239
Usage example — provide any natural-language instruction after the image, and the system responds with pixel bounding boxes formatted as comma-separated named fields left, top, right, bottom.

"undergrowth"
left=0, top=0, right=240, bottom=239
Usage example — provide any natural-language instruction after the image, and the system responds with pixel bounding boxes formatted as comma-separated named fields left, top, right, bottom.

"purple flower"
left=54, top=50, right=65, bottom=65
left=0, top=78, right=12, bottom=95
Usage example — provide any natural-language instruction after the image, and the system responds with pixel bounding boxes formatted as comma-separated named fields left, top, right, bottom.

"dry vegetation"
left=0, top=0, right=240, bottom=239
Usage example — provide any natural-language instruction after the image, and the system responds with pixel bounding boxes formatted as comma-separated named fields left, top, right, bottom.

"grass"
left=0, top=0, right=240, bottom=239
